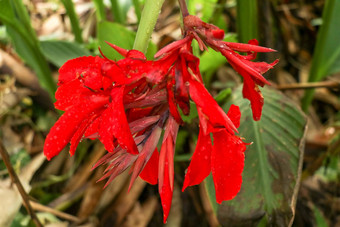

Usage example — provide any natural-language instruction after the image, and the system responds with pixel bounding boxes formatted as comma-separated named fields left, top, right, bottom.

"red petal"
left=44, top=95, right=109, bottom=160
left=211, top=130, right=246, bottom=203
left=127, top=50, right=147, bottom=61
left=159, top=135, right=174, bottom=223
left=189, top=79, right=237, bottom=134
left=55, top=79, right=86, bottom=111
left=167, top=78, right=183, bottom=124
left=212, top=29, right=225, bottom=40
left=58, top=56, right=105, bottom=84
left=105, top=41, right=128, bottom=57
left=154, top=36, right=192, bottom=58
left=220, top=49, right=271, bottom=86
left=224, top=40, right=276, bottom=53
left=127, top=107, right=153, bottom=122
left=227, top=104, right=241, bottom=128
left=158, top=117, right=178, bottom=223
left=69, top=119, right=90, bottom=156
left=99, top=87, right=139, bottom=154
left=139, top=148, right=159, bottom=185
left=182, top=128, right=212, bottom=191
left=84, top=116, right=101, bottom=139
left=242, top=74, right=263, bottom=121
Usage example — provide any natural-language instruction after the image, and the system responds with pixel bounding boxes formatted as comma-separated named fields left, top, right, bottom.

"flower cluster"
left=44, top=15, right=277, bottom=222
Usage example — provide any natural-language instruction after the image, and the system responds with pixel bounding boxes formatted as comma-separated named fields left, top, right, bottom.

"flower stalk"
left=133, top=0, right=165, bottom=53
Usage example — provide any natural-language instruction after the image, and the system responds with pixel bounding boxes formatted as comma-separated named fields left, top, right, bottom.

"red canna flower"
left=43, top=14, right=277, bottom=223
left=183, top=15, right=279, bottom=120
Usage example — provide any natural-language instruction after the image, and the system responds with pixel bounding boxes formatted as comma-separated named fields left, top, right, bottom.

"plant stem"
left=61, top=0, right=83, bottom=43
left=93, top=0, right=106, bottom=22
left=275, top=81, right=340, bottom=90
left=133, top=0, right=165, bottom=53
left=110, top=0, right=125, bottom=24
left=0, top=140, right=43, bottom=227
left=178, top=0, right=189, bottom=18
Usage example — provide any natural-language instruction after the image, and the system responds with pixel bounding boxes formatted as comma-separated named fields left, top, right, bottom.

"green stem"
left=133, top=0, right=165, bottom=53
left=61, top=0, right=83, bottom=43
left=93, top=0, right=106, bottom=22
left=110, top=0, right=125, bottom=24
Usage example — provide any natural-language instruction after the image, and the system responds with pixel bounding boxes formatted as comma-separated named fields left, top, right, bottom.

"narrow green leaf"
left=40, top=41, right=92, bottom=67
left=110, top=0, right=125, bottom=24
left=205, top=86, right=306, bottom=226
left=236, top=0, right=258, bottom=43
left=132, top=0, right=141, bottom=23
left=61, top=0, right=83, bottom=43
left=302, top=0, right=340, bottom=111
left=92, top=0, right=106, bottom=21
left=0, top=0, right=56, bottom=99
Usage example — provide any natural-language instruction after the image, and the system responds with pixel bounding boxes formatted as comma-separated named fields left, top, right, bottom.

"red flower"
left=182, top=104, right=246, bottom=203
left=43, top=15, right=277, bottom=223
left=183, top=15, right=279, bottom=120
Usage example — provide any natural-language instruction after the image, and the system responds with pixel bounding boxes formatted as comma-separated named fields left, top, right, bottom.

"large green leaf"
left=206, top=86, right=306, bottom=226
left=40, top=40, right=92, bottom=67
left=302, top=0, right=340, bottom=111
left=97, top=21, right=157, bottom=60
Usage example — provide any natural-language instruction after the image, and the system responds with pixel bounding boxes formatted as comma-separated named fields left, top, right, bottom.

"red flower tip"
left=212, top=29, right=225, bottom=40
left=105, top=41, right=128, bottom=57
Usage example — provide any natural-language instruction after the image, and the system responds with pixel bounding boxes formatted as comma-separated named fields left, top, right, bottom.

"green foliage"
left=302, top=0, right=340, bottom=111
left=205, top=86, right=307, bottom=226
left=40, top=41, right=92, bottom=67
left=97, top=21, right=157, bottom=60
left=0, top=0, right=56, bottom=100
left=92, top=0, right=106, bottom=21
left=236, top=0, right=258, bottom=43
left=61, top=0, right=83, bottom=43
left=0, top=149, right=30, bottom=174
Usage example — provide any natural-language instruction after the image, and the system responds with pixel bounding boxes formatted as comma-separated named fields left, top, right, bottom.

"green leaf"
left=236, top=0, right=258, bottom=43
left=61, top=0, right=83, bottom=43
left=0, top=0, right=16, bottom=25
left=0, top=0, right=56, bottom=99
left=206, top=86, right=306, bottom=226
left=302, top=0, right=340, bottom=111
left=40, top=40, right=92, bottom=67
left=97, top=21, right=157, bottom=60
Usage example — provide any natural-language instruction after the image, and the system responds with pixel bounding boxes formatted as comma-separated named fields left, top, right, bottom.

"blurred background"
left=0, top=0, right=339, bottom=226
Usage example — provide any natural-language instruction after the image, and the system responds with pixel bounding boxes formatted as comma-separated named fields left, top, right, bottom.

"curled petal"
left=105, top=41, right=128, bottom=57
left=44, top=95, right=109, bottom=160
left=99, top=87, right=139, bottom=154
left=189, top=79, right=237, bottom=134
left=155, top=36, right=192, bottom=58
